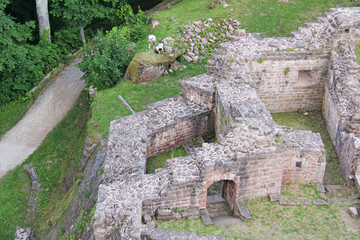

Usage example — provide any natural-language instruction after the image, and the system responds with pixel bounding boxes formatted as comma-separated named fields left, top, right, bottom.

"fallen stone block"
left=349, top=207, right=358, bottom=218
left=269, top=193, right=279, bottom=202
left=143, top=214, right=152, bottom=224
left=180, top=208, right=199, bottom=219
left=279, top=196, right=287, bottom=205
left=235, top=200, right=252, bottom=220
left=157, top=208, right=172, bottom=216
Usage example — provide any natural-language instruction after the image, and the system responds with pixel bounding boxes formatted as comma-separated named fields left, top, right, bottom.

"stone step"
left=211, top=215, right=242, bottom=226
left=207, top=201, right=230, bottom=218
left=207, top=194, right=226, bottom=203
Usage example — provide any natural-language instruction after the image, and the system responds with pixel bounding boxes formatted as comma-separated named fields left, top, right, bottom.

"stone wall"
left=251, top=57, right=329, bottom=113
left=323, top=42, right=360, bottom=184
left=146, top=96, right=213, bottom=157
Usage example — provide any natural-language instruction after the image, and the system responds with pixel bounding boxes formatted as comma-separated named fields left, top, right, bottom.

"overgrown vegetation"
left=272, top=110, right=345, bottom=185
left=146, top=146, right=187, bottom=174
left=0, top=0, right=152, bottom=106
left=0, top=91, right=90, bottom=238
left=78, top=5, right=148, bottom=89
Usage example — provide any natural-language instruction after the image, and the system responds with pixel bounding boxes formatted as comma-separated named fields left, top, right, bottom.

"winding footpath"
left=0, top=58, right=85, bottom=179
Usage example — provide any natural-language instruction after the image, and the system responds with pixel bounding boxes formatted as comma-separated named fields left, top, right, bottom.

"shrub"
left=129, top=24, right=148, bottom=42
left=78, top=27, right=134, bottom=90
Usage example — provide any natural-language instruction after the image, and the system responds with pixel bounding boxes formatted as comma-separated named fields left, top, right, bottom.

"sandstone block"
left=348, top=207, right=358, bottom=218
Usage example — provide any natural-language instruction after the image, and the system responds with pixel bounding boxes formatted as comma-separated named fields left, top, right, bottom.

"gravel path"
left=0, top=58, right=85, bottom=179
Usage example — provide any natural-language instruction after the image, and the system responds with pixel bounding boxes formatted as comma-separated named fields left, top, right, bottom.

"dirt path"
left=0, top=58, right=85, bottom=179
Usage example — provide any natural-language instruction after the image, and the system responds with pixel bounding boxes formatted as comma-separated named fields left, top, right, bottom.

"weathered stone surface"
left=142, top=228, right=234, bottom=239
left=234, top=200, right=252, bottom=220
left=14, top=227, right=32, bottom=240
left=348, top=207, right=359, bottom=218
left=23, top=164, right=40, bottom=214
left=279, top=196, right=287, bottom=205
left=180, top=208, right=199, bottom=219
left=269, top=193, right=279, bottom=202
left=313, top=199, right=328, bottom=206
left=143, top=214, right=152, bottom=223
left=125, top=45, right=186, bottom=82
left=317, top=183, right=326, bottom=193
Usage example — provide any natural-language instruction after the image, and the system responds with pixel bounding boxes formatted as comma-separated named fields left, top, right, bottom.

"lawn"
left=157, top=197, right=360, bottom=239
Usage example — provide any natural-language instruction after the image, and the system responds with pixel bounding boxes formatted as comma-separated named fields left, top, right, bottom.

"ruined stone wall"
left=147, top=111, right=212, bottom=157
left=146, top=96, right=213, bottom=157
left=181, top=74, right=216, bottom=110
left=323, top=42, right=360, bottom=184
left=250, top=57, right=329, bottom=113
left=337, top=133, right=360, bottom=181
left=282, top=130, right=326, bottom=183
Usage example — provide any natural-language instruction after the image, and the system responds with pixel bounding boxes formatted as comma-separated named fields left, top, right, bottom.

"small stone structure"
left=14, top=227, right=33, bottom=240
left=94, top=8, right=360, bottom=240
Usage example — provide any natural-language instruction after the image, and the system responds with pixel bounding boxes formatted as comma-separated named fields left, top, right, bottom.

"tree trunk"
left=35, top=0, right=51, bottom=42
left=80, top=27, right=86, bottom=44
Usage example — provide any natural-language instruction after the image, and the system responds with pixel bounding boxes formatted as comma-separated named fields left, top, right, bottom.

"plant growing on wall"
left=284, top=67, right=290, bottom=75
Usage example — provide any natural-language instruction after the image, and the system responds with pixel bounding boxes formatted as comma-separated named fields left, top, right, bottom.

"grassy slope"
left=88, top=60, right=208, bottom=141
left=150, top=0, right=358, bottom=39
left=0, top=91, right=89, bottom=239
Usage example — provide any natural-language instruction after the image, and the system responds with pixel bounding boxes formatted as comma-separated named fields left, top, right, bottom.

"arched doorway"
left=205, top=180, right=241, bottom=225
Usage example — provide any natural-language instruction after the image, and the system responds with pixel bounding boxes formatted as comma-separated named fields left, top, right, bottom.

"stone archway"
left=206, top=180, right=237, bottom=209
left=204, top=179, right=241, bottom=225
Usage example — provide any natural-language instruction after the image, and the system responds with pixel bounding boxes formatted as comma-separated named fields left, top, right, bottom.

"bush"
left=78, top=27, right=134, bottom=90
left=129, top=24, right=148, bottom=42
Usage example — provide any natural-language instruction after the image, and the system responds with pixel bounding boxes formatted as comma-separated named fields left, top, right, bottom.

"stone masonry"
left=94, top=8, right=360, bottom=240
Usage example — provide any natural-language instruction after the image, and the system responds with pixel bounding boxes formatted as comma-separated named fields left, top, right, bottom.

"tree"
left=50, top=0, right=124, bottom=44
left=35, top=0, right=51, bottom=42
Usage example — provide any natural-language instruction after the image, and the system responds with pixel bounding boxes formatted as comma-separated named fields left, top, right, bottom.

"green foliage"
left=284, top=67, right=290, bottom=75
left=129, top=24, right=148, bottom=42
left=78, top=27, right=134, bottom=90
left=355, top=43, right=360, bottom=64
left=116, top=4, right=147, bottom=26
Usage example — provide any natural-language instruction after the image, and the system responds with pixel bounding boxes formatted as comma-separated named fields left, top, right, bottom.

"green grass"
left=272, top=110, right=345, bottom=185
left=88, top=60, right=208, bottom=141
left=146, top=146, right=188, bottom=174
left=281, top=183, right=320, bottom=200
left=148, top=0, right=358, bottom=40
left=0, top=166, right=30, bottom=240
left=0, top=90, right=90, bottom=239
left=0, top=99, right=32, bottom=138
left=158, top=197, right=360, bottom=239
left=355, top=43, right=360, bottom=64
